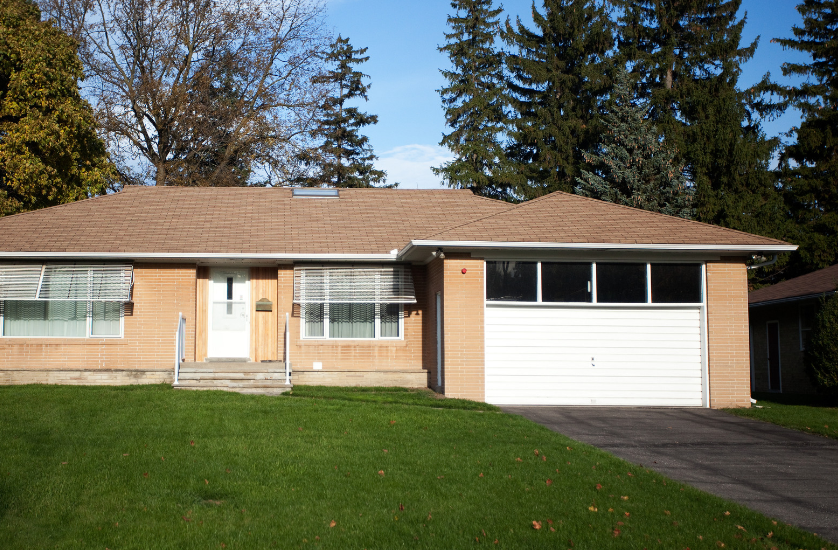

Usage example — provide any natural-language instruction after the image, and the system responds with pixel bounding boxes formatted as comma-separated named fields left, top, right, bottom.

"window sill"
left=297, top=338, right=407, bottom=347
left=0, top=338, right=126, bottom=345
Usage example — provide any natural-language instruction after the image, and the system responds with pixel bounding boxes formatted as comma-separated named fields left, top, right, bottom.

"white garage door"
left=485, top=305, right=704, bottom=406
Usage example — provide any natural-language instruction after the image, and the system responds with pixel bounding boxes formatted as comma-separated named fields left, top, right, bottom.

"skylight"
left=292, top=188, right=339, bottom=198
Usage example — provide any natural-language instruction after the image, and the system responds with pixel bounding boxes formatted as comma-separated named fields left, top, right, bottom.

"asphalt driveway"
left=502, top=406, right=838, bottom=543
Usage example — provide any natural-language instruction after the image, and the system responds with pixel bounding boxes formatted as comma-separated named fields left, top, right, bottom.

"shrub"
left=805, top=290, right=838, bottom=396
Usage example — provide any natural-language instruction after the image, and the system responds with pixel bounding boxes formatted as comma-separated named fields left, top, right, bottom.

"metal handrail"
left=284, top=312, right=291, bottom=385
left=174, top=312, right=185, bottom=385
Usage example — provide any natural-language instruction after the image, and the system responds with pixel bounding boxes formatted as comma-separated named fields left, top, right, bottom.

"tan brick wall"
left=278, top=265, right=429, bottom=373
left=707, top=257, right=751, bottom=408
left=0, top=263, right=196, bottom=374
left=439, top=255, right=485, bottom=401
left=0, top=369, right=172, bottom=385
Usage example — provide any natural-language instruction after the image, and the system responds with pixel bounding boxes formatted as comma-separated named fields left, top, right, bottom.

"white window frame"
left=484, top=260, right=705, bottom=307
left=301, top=302, right=404, bottom=341
left=0, top=300, right=124, bottom=339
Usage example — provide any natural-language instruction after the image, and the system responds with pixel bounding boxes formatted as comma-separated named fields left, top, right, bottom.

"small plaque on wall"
left=255, top=298, right=273, bottom=312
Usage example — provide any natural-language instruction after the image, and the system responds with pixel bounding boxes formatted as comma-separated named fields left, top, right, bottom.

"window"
left=651, top=264, right=702, bottom=303
left=303, top=302, right=401, bottom=339
left=596, top=263, right=647, bottom=303
left=294, top=266, right=414, bottom=340
left=799, top=303, right=816, bottom=351
left=485, top=261, right=704, bottom=305
left=1, top=300, right=122, bottom=338
left=486, top=261, right=537, bottom=301
left=542, top=262, right=592, bottom=302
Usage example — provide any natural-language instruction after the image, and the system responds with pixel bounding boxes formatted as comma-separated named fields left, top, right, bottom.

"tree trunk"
left=156, top=163, right=166, bottom=186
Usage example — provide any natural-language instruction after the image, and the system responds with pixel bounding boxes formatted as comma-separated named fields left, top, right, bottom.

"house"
left=748, top=263, right=838, bottom=394
left=0, top=186, right=795, bottom=407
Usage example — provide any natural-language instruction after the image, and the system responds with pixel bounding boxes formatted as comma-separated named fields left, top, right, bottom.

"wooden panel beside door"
left=250, top=267, right=278, bottom=362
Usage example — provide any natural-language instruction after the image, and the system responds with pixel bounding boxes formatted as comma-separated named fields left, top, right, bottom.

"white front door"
left=207, top=268, right=250, bottom=359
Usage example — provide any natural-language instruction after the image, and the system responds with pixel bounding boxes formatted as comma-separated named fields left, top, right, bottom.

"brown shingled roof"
left=0, top=186, right=791, bottom=257
left=424, top=191, right=791, bottom=247
left=749, top=264, right=838, bottom=305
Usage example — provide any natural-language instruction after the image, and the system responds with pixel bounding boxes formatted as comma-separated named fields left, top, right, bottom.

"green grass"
left=725, top=393, right=838, bottom=440
left=0, top=386, right=832, bottom=549
left=284, top=385, right=500, bottom=411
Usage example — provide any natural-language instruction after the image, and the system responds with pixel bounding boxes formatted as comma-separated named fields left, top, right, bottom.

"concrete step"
left=177, top=372, right=287, bottom=381
left=179, top=362, right=286, bottom=373
left=176, top=379, right=290, bottom=388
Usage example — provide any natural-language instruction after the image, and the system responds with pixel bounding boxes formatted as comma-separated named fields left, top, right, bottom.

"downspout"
left=747, top=255, right=778, bottom=270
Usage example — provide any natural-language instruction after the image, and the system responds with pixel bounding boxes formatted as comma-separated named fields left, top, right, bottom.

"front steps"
left=174, top=361, right=291, bottom=395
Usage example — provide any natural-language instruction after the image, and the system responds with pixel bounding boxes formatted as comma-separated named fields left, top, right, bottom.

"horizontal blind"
left=0, top=263, right=133, bottom=301
left=0, top=265, right=42, bottom=299
left=294, top=267, right=416, bottom=304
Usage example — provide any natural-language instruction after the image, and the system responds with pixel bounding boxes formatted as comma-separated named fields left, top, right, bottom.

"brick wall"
left=0, top=263, right=196, bottom=376
left=279, top=265, right=428, bottom=374
left=439, top=255, right=485, bottom=401
left=706, top=258, right=751, bottom=408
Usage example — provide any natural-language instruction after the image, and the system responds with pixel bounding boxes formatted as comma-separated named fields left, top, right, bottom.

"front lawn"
left=0, top=386, right=832, bottom=549
left=725, top=393, right=838, bottom=440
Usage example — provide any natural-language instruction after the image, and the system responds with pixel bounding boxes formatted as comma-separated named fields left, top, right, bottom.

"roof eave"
left=0, top=252, right=399, bottom=263
left=398, top=240, right=797, bottom=262
left=749, top=291, right=836, bottom=308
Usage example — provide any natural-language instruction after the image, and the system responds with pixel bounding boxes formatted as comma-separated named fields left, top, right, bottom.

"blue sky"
left=325, top=0, right=811, bottom=188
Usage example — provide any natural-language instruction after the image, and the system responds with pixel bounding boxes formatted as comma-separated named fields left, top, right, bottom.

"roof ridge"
left=0, top=190, right=126, bottom=223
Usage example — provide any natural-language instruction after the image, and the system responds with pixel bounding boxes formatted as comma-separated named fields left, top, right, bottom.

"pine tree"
left=297, top=36, right=388, bottom=188
left=575, top=68, right=694, bottom=218
left=0, top=0, right=113, bottom=215
left=613, top=0, right=783, bottom=238
left=434, top=0, right=511, bottom=200
left=774, top=0, right=838, bottom=276
left=502, top=0, right=613, bottom=200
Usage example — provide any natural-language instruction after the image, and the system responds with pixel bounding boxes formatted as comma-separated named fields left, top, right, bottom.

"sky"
left=324, top=0, right=812, bottom=189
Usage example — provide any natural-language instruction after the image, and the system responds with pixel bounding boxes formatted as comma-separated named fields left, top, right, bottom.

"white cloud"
left=376, top=144, right=453, bottom=189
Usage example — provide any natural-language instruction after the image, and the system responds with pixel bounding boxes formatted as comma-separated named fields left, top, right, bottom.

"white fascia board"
left=0, top=252, right=398, bottom=262
left=399, top=240, right=797, bottom=258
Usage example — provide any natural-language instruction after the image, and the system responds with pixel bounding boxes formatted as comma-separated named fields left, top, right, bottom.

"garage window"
left=651, top=264, right=702, bottom=303
left=486, top=261, right=537, bottom=301
left=596, top=263, right=647, bottom=303
left=542, top=262, right=592, bottom=302
left=486, top=261, right=704, bottom=305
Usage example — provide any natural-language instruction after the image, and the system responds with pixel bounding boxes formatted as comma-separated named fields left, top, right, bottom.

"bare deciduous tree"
left=39, top=0, right=330, bottom=186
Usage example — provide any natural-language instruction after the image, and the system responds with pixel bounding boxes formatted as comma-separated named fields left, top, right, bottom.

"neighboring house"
left=0, top=187, right=795, bottom=408
left=748, top=263, right=838, bottom=395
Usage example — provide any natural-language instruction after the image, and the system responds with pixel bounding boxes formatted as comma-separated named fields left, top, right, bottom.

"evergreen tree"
left=575, top=68, right=694, bottom=218
left=434, top=0, right=511, bottom=200
left=0, top=0, right=112, bottom=215
left=613, top=0, right=783, bottom=238
left=502, top=0, right=613, bottom=200
left=297, top=36, right=388, bottom=188
left=774, top=0, right=838, bottom=276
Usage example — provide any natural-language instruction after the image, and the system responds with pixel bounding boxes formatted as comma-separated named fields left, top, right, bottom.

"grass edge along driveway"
left=0, top=385, right=833, bottom=550
left=724, top=392, right=838, bottom=440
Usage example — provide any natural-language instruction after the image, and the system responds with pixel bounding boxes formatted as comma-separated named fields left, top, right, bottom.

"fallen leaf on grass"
left=624, top=512, right=630, bottom=517
left=542, top=455, right=546, bottom=462
left=190, top=440, right=194, bottom=446
left=437, top=475, right=444, bottom=479
left=123, top=453, right=129, bottom=457
left=378, top=470, right=385, bottom=476
left=516, top=458, right=523, bottom=462
left=479, top=473, right=484, bottom=478
left=612, top=529, right=621, bottom=537
left=61, top=462, right=67, bottom=465
left=182, top=517, right=191, bottom=522
left=716, top=542, right=724, bottom=548
left=534, top=449, right=539, bottom=456
left=664, top=510, right=671, bottom=516
left=383, top=449, right=388, bottom=453
left=736, top=525, right=746, bottom=531
left=627, top=472, right=634, bottom=477
left=588, top=506, right=597, bottom=512
left=329, top=520, right=336, bottom=528
left=389, top=420, right=396, bottom=425
left=595, top=484, right=602, bottom=490
left=399, top=504, right=405, bottom=511
left=767, top=531, right=773, bottom=538
left=724, top=511, right=730, bottom=516
left=546, top=479, right=553, bottom=486
left=205, top=479, right=209, bottom=485
left=566, top=447, right=572, bottom=451
left=143, top=472, right=149, bottom=478
left=532, top=521, right=542, bottom=530
left=621, top=496, right=629, bottom=501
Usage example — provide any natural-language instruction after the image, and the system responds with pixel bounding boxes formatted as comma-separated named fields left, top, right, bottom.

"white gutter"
left=398, top=240, right=798, bottom=257
left=0, top=252, right=398, bottom=261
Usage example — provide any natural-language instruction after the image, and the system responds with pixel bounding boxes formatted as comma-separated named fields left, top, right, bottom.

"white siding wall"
left=485, top=305, right=703, bottom=406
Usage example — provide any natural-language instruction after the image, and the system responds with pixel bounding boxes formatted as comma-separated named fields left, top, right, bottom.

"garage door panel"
left=484, top=305, right=703, bottom=406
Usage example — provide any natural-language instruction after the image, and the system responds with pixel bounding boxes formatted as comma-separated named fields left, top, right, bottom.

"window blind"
left=0, top=264, right=133, bottom=301
left=294, top=267, right=416, bottom=304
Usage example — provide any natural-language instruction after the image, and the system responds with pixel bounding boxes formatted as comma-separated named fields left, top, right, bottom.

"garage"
left=483, top=261, right=707, bottom=406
